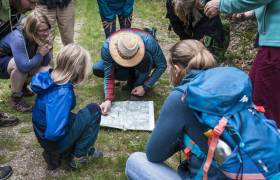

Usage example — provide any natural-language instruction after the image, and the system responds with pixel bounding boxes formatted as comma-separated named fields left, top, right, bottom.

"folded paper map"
left=101, top=101, right=155, bottom=131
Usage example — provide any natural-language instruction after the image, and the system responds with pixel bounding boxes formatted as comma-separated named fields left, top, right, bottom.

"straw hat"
left=109, top=31, right=145, bottom=67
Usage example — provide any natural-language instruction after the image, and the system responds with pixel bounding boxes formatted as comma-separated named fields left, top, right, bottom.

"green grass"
left=19, top=125, right=33, bottom=134
left=0, top=0, right=257, bottom=178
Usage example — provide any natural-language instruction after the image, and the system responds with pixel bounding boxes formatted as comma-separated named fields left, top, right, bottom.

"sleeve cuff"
left=143, top=84, right=150, bottom=92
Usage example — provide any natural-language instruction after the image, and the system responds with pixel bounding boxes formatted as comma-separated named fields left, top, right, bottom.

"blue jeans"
left=36, top=103, right=101, bottom=157
left=125, top=152, right=182, bottom=180
left=92, top=60, right=149, bottom=88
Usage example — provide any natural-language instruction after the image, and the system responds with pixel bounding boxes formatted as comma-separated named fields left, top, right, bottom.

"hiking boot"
left=10, top=92, right=32, bottom=112
left=69, top=149, right=103, bottom=169
left=42, top=151, right=61, bottom=170
left=0, top=112, right=19, bottom=127
left=0, top=166, right=13, bottom=180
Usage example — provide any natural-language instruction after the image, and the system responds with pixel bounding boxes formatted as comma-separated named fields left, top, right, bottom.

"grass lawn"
left=0, top=0, right=256, bottom=179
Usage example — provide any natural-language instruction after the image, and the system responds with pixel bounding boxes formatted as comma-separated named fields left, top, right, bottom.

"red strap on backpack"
left=184, top=147, right=192, bottom=160
left=254, top=105, right=266, bottom=113
left=203, top=117, right=228, bottom=180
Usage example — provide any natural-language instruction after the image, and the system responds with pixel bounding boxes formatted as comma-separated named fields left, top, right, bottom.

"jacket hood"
left=179, top=69, right=203, bottom=86
left=31, top=70, right=72, bottom=94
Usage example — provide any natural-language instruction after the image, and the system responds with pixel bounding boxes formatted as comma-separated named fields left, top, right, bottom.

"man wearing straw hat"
left=93, top=28, right=167, bottom=115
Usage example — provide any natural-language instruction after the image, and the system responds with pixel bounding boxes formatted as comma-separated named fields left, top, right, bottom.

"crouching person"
left=93, top=28, right=167, bottom=115
left=32, top=44, right=103, bottom=170
left=0, top=11, right=51, bottom=112
left=127, top=40, right=280, bottom=179
left=125, top=40, right=226, bottom=179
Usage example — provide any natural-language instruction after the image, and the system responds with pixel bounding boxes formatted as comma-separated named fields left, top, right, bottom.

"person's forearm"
left=219, top=0, right=272, bottom=14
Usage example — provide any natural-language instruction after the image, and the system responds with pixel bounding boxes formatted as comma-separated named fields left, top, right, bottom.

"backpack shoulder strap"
left=183, top=134, right=205, bottom=159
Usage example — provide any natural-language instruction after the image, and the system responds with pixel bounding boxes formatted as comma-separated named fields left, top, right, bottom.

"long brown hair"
left=173, top=0, right=204, bottom=25
left=22, top=11, right=50, bottom=46
left=168, top=40, right=216, bottom=85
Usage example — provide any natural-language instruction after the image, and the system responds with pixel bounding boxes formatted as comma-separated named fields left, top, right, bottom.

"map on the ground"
left=101, top=101, right=155, bottom=131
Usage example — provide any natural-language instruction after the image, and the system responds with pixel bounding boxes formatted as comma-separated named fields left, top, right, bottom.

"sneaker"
left=0, top=166, right=13, bottom=180
left=69, top=149, right=103, bottom=169
left=10, top=92, right=32, bottom=112
left=0, top=112, right=19, bottom=127
left=42, top=151, right=61, bottom=170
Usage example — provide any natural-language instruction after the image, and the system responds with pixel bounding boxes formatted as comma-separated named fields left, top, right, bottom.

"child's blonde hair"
left=22, top=11, right=51, bottom=46
left=52, top=44, right=91, bottom=85
left=169, top=40, right=216, bottom=85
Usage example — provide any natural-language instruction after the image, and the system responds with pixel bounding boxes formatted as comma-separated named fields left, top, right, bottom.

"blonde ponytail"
left=169, top=40, right=216, bottom=85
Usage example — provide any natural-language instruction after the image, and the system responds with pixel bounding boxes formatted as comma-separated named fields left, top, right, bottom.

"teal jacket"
left=97, top=0, right=134, bottom=22
left=219, top=0, right=280, bottom=47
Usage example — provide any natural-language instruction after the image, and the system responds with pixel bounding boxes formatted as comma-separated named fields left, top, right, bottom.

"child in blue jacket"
left=32, top=44, right=103, bottom=170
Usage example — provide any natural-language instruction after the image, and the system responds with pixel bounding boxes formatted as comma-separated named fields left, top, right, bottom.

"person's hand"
left=131, top=86, right=145, bottom=97
left=102, top=21, right=114, bottom=32
left=100, top=100, right=112, bottom=115
left=38, top=43, right=50, bottom=56
left=232, top=11, right=255, bottom=22
left=204, top=0, right=220, bottom=18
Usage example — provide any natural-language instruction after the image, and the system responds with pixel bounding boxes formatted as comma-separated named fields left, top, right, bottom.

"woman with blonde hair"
left=125, top=40, right=226, bottom=179
left=32, top=44, right=103, bottom=170
left=0, top=11, right=51, bottom=112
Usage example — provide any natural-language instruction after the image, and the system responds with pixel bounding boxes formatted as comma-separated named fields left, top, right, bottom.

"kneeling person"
left=32, top=44, right=103, bottom=170
left=93, top=28, right=167, bottom=114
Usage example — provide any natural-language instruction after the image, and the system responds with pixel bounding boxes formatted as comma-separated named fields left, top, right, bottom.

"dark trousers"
left=101, top=15, right=132, bottom=38
left=249, top=47, right=280, bottom=127
left=37, top=103, right=101, bottom=157
left=92, top=60, right=150, bottom=89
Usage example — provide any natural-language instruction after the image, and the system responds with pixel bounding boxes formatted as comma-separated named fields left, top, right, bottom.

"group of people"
left=0, top=0, right=279, bottom=179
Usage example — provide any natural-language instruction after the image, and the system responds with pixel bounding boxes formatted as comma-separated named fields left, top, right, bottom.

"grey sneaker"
left=69, top=149, right=103, bottom=169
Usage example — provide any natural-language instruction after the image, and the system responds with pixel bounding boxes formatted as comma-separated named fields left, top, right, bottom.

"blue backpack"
left=175, top=67, right=280, bottom=180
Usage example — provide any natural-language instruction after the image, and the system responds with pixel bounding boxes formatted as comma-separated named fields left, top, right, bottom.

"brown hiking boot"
left=0, top=112, right=19, bottom=127
left=11, top=92, right=32, bottom=112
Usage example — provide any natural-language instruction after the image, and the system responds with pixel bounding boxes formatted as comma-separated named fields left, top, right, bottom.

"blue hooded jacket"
left=31, top=70, right=76, bottom=141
